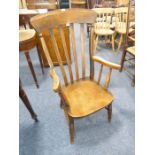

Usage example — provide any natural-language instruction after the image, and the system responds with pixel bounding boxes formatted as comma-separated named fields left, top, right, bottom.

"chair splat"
left=103, top=68, right=112, bottom=90
left=50, top=29, right=68, bottom=85
left=59, top=26, right=74, bottom=83
left=97, top=64, right=103, bottom=84
left=80, top=23, right=86, bottom=79
left=70, top=23, right=79, bottom=81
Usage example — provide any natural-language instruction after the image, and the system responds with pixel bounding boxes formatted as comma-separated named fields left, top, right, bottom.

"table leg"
left=36, top=44, right=44, bottom=74
left=19, top=79, right=38, bottom=122
left=24, top=52, right=39, bottom=88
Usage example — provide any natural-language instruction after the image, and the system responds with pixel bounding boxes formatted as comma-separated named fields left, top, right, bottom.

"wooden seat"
left=115, top=22, right=134, bottom=34
left=92, top=8, right=115, bottom=53
left=31, top=9, right=121, bottom=144
left=94, top=27, right=114, bottom=35
left=19, top=29, right=37, bottom=51
left=19, top=29, right=44, bottom=88
left=62, top=80, right=113, bottom=117
left=126, top=46, right=135, bottom=55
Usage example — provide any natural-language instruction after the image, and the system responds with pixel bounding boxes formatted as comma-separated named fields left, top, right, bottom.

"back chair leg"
left=63, top=108, right=69, bottom=124
left=107, top=103, right=112, bottom=122
left=112, top=34, right=115, bottom=53
left=69, top=116, right=74, bottom=144
left=24, top=52, right=39, bottom=88
left=117, top=34, right=123, bottom=52
left=104, top=35, right=107, bottom=45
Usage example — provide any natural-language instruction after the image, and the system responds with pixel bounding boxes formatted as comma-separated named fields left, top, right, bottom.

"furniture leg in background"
left=19, top=29, right=44, bottom=88
left=19, top=79, right=38, bottom=122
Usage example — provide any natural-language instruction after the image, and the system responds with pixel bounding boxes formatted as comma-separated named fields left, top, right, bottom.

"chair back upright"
left=92, top=8, right=114, bottom=31
left=19, top=0, right=27, bottom=9
left=31, top=9, right=97, bottom=86
left=114, top=7, right=128, bottom=31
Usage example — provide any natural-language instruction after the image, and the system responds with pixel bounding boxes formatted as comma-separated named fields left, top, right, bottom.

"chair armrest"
left=49, top=69, right=60, bottom=92
left=92, top=56, right=121, bottom=70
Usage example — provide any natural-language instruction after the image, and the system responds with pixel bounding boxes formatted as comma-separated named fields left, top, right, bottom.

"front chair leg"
left=107, top=103, right=112, bottom=122
left=69, top=116, right=74, bottom=144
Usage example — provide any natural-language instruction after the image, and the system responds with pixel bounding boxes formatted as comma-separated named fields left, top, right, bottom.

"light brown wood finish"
left=116, top=0, right=129, bottom=6
left=97, top=64, right=103, bottom=84
left=31, top=9, right=121, bottom=143
left=92, top=56, right=121, bottom=70
left=103, top=67, right=112, bottom=90
left=42, top=27, right=71, bottom=66
left=61, top=80, right=114, bottom=117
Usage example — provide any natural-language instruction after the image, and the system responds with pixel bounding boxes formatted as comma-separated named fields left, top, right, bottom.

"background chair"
left=92, top=8, right=115, bottom=53
left=114, top=7, right=129, bottom=52
left=31, top=9, right=121, bottom=143
left=120, top=1, right=135, bottom=86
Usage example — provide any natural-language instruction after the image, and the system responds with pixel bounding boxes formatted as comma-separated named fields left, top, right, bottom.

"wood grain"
left=30, top=9, right=121, bottom=144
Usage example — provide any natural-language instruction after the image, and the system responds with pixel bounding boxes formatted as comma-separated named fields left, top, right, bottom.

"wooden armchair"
left=92, top=8, right=115, bottom=53
left=31, top=9, right=121, bottom=143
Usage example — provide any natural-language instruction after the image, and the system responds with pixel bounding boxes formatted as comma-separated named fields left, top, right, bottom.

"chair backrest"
left=92, top=8, right=114, bottom=30
left=31, top=9, right=97, bottom=86
left=114, top=7, right=128, bottom=30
